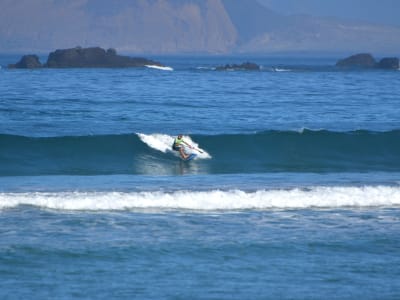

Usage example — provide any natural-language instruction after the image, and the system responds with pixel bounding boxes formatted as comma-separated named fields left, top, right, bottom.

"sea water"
left=0, top=56, right=400, bottom=299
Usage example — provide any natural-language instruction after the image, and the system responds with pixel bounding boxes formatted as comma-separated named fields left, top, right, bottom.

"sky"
left=257, top=0, right=400, bottom=27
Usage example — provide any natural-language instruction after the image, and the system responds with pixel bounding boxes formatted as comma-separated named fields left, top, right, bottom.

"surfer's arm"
left=182, top=140, right=193, bottom=148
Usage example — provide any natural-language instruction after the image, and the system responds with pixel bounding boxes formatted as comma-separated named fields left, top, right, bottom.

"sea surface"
left=1, top=55, right=400, bottom=299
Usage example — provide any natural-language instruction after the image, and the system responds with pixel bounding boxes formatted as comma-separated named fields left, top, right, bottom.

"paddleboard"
left=184, top=153, right=197, bottom=161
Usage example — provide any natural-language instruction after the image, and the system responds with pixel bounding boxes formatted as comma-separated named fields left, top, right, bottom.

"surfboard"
left=184, top=153, right=197, bottom=161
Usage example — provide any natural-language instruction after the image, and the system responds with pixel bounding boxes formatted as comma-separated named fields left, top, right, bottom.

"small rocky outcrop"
left=336, top=53, right=376, bottom=68
left=377, top=57, right=399, bottom=69
left=216, top=62, right=260, bottom=71
left=8, top=55, right=42, bottom=69
left=336, top=53, right=399, bottom=70
left=8, top=47, right=163, bottom=69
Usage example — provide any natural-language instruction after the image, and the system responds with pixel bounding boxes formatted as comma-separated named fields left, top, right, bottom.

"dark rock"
left=336, top=53, right=376, bottom=68
left=44, top=46, right=163, bottom=68
left=336, top=53, right=399, bottom=70
left=107, top=48, right=117, bottom=56
left=377, top=57, right=399, bottom=70
left=8, top=55, right=42, bottom=69
left=216, top=62, right=260, bottom=71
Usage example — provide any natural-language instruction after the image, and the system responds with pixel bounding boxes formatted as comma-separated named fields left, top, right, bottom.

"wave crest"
left=1, top=186, right=399, bottom=211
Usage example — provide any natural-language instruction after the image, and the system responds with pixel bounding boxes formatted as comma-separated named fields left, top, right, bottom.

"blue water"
left=1, top=56, right=400, bottom=299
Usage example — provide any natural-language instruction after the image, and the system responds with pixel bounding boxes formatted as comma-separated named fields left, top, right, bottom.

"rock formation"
left=8, top=55, right=42, bottom=69
left=377, top=57, right=399, bottom=70
left=45, top=47, right=162, bottom=68
left=216, top=62, right=260, bottom=71
left=336, top=53, right=399, bottom=70
left=336, top=53, right=376, bottom=68
left=8, top=47, right=163, bottom=69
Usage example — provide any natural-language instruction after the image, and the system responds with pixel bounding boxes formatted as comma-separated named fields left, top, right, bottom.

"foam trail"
left=273, top=68, right=291, bottom=72
left=197, top=66, right=216, bottom=70
left=137, top=133, right=173, bottom=153
left=146, top=65, right=174, bottom=71
left=1, top=186, right=399, bottom=211
left=137, top=133, right=211, bottom=159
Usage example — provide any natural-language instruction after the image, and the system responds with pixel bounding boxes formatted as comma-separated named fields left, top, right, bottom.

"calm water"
left=1, top=56, right=400, bottom=299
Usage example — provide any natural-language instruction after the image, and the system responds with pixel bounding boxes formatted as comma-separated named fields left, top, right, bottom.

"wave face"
left=1, top=130, right=400, bottom=176
left=1, top=186, right=399, bottom=211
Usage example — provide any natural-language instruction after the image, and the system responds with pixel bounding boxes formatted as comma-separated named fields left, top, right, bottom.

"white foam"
left=145, top=65, right=174, bottom=71
left=137, top=133, right=173, bottom=153
left=273, top=67, right=291, bottom=72
left=197, top=66, right=216, bottom=70
left=1, top=186, right=399, bottom=211
left=137, top=133, right=211, bottom=159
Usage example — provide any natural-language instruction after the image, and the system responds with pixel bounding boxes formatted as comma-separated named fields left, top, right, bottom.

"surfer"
left=172, top=134, right=193, bottom=160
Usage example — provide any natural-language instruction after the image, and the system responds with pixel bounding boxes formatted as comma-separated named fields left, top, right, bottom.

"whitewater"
left=137, top=133, right=211, bottom=159
left=1, top=186, right=400, bottom=211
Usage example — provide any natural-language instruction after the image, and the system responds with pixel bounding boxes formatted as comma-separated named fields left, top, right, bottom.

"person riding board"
left=172, top=134, right=193, bottom=160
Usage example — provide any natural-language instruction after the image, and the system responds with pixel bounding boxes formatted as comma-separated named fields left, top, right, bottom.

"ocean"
left=1, top=55, right=399, bottom=299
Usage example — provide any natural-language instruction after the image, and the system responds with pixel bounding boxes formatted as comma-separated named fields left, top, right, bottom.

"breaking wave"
left=1, top=129, right=399, bottom=176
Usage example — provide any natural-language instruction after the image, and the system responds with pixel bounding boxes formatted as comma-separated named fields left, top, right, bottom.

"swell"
left=1, top=130, right=400, bottom=176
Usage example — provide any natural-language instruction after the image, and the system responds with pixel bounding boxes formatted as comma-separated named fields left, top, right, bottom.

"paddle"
left=189, top=145, right=203, bottom=153
left=193, top=147, right=203, bottom=154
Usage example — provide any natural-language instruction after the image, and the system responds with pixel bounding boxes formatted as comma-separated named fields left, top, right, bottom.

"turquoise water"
left=1, top=56, right=400, bottom=299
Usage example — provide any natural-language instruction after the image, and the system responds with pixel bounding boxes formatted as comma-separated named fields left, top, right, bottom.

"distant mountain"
left=0, top=0, right=236, bottom=54
left=222, top=0, right=400, bottom=54
left=0, top=0, right=399, bottom=54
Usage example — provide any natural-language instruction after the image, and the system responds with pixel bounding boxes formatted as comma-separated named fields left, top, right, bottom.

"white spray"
left=137, top=133, right=211, bottom=159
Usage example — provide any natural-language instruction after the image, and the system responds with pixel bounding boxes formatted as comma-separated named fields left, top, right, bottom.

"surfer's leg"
left=173, top=144, right=187, bottom=159
left=179, top=148, right=187, bottom=159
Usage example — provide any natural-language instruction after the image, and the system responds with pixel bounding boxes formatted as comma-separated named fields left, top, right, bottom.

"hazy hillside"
left=0, top=0, right=237, bottom=54
left=222, top=0, right=400, bottom=54
left=0, top=0, right=399, bottom=54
